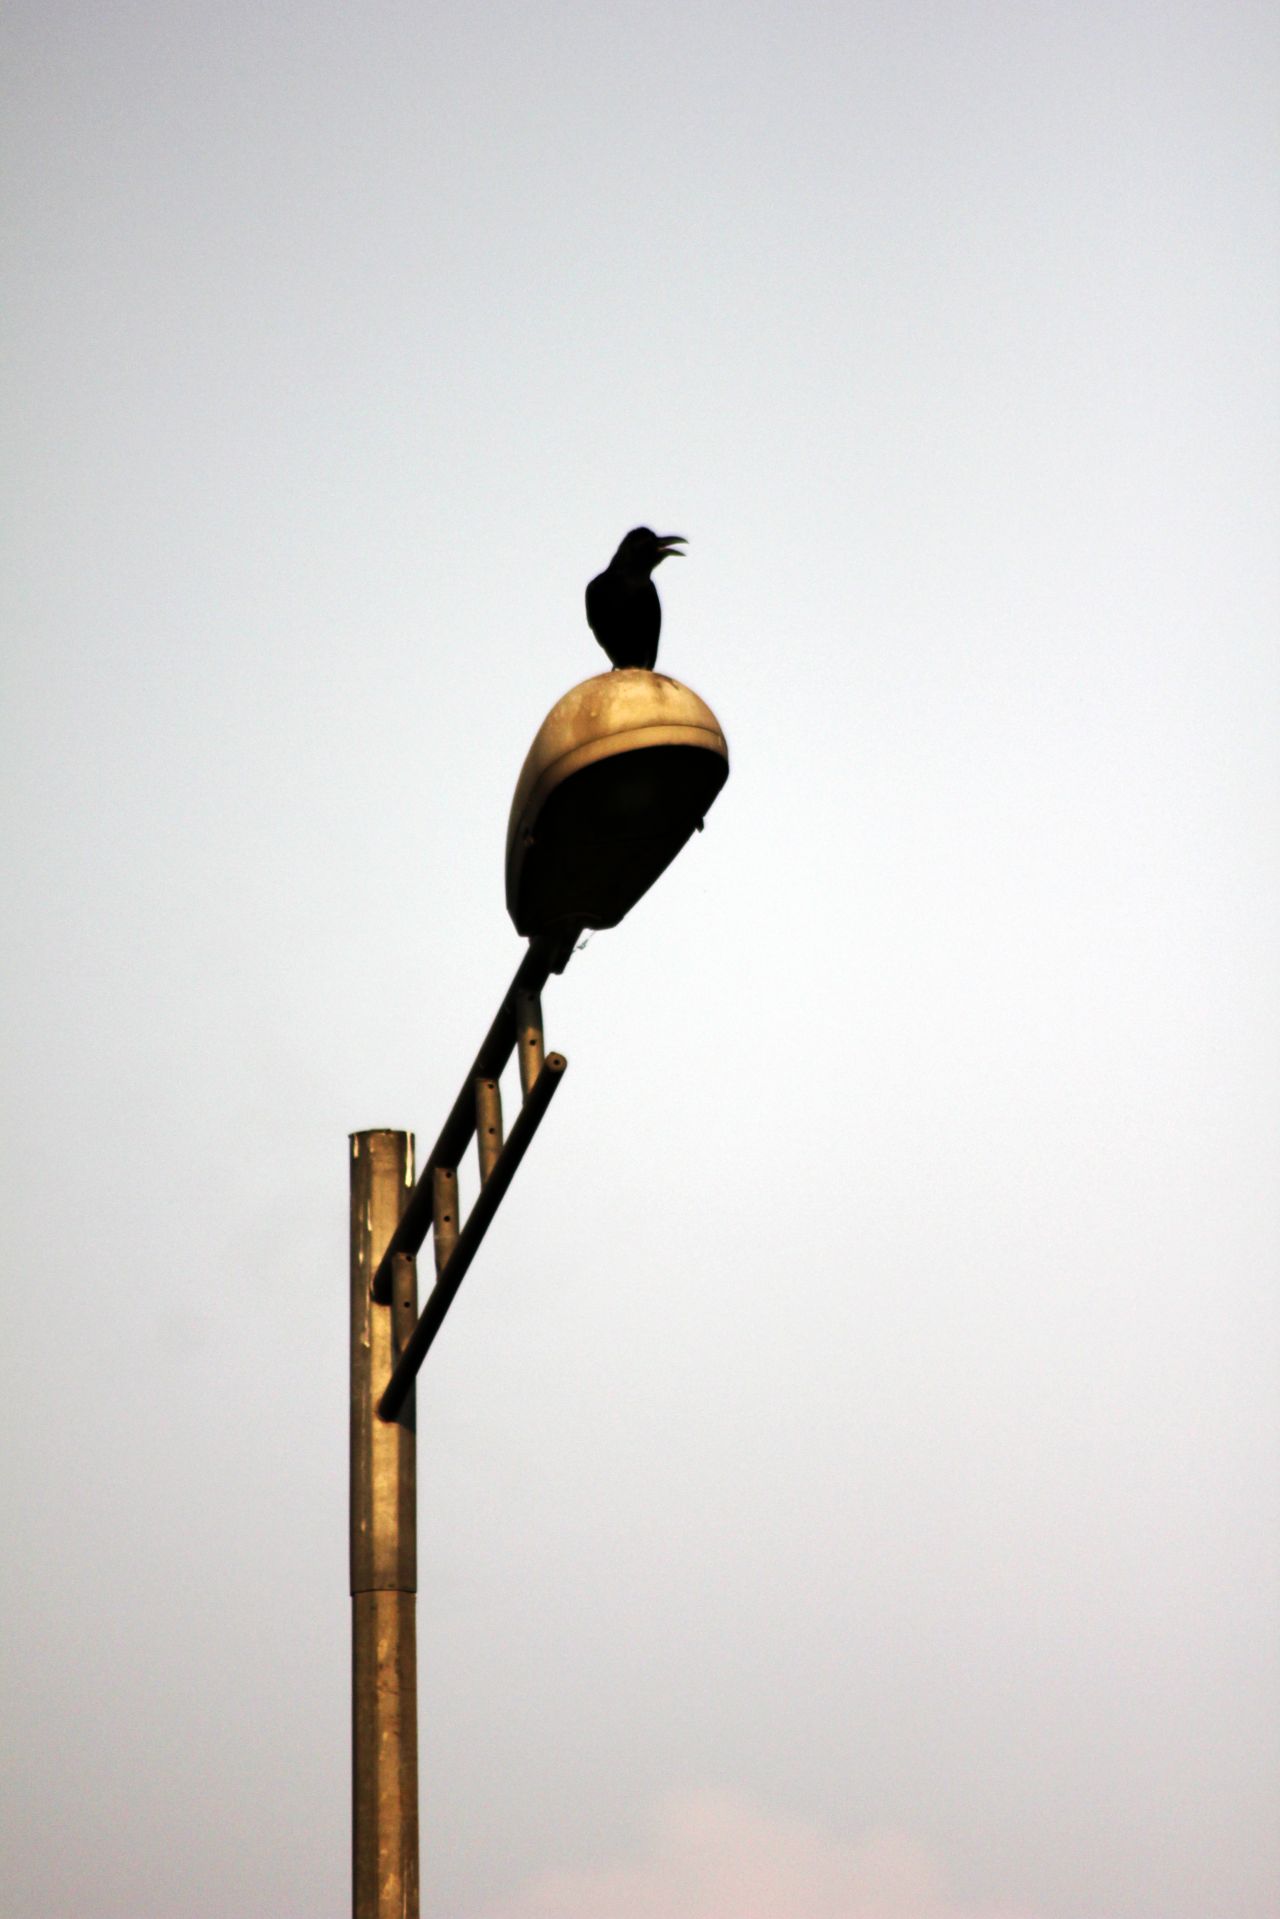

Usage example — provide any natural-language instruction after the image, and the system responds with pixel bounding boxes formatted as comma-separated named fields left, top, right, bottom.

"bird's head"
left=615, top=527, right=686, bottom=578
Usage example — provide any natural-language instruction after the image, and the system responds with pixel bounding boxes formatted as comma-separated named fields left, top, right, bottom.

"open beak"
left=653, top=535, right=686, bottom=563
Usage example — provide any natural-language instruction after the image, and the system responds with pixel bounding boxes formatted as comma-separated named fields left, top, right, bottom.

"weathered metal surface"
left=350, top=1130, right=418, bottom=1919
left=506, top=669, right=729, bottom=938
left=352, top=1593, right=419, bottom=1919
left=389, top=1252, right=418, bottom=1369
left=475, top=1076, right=503, bottom=1184
left=432, top=1167, right=459, bottom=1277
left=377, top=1054, right=567, bottom=1421
left=351, top=1130, right=417, bottom=1586
left=516, top=986, right=544, bottom=1100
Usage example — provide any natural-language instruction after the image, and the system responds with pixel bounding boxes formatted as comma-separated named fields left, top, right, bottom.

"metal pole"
left=350, top=1130, right=419, bottom=1919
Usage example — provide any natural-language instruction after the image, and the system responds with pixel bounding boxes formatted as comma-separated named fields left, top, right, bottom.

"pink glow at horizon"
left=473, top=1791, right=1044, bottom=1919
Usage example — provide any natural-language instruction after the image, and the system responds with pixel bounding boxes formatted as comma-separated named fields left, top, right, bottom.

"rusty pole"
left=350, top=1130, right=419, bottom=1919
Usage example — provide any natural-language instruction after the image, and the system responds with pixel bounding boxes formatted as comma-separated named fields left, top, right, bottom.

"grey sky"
left=3, top=3, right=1277, bottom=1916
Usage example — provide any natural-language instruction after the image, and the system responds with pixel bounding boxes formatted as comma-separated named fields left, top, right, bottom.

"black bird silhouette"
left=585, top=527, right=686, bottom=670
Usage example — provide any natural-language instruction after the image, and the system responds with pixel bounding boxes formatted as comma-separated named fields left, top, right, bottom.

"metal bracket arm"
left=371, top=933, right=568, bottom=1304
left=376, top=1052, right=566, bottom=1422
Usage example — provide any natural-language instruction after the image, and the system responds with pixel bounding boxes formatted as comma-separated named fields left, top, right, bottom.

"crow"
left=585, top=527, right=686, bottom=670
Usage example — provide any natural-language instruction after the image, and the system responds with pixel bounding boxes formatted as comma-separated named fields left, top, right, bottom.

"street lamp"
left=507, top=668, right=729, bottom=939
left=349, top=667, right=729, bottom=1919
